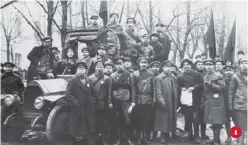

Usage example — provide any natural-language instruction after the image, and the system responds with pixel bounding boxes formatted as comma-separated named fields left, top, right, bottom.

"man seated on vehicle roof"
left=87, top=15, right=101, bottom=29
left=107, top=13, right=124, bottom=35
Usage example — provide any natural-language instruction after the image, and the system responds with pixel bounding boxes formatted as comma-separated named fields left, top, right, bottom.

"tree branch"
left=1, top=0, right=17, bottom=9
left=12, top=4, right=43, bottom=41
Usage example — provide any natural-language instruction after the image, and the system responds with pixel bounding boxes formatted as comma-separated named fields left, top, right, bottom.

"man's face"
left=238, top=54, right=245, bottom=60
left=151, top=65, right=160, bottom=74
left=42, top=39, right=52, bottom=48
left=3, top=66, right=13, bottom=73
left=91, top=18, right=98, bottom=25
left=82, top=50, right=90, bottom=58
left=104, top=66, right=114, bottom=75
left=124, top=61, right=132, bottom=69
left=139, top=59, right=149, bottom=71
left=143, top=36, right=150, bottom=44
left=156, top=26, right=163, bottom=32
left=151, top=36, right=158, bottom=42
left=115, top=60, right=124, bottom=71
left=95, top=63, right=104, bottom=75
left=224, top=68, right=234, bottom=77
left=205, top=64, right=214, bottom=72
left=170, top=66, right=177, bottom=73
left=67, top=49, right=74, bottom=58
left=98, top=49, right=106, bottom=56
left=183, top=62, right=192, bottom=72
left=163, top=65, right=171, bottom=73
left=196, top=62, right=204, bottom=71
left=110, top=15, right=119, bottom=24
left=76, top=67, right=87, bottom=76
left=127, top=20, right=135, bottom=29
left=215, top=62, right=223, bottom=71
left=240, top=61, right=248, bottom=72
left=201, top=55, right=207, bottom=60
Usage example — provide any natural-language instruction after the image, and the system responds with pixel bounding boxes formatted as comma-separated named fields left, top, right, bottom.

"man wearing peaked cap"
left=66, top=60, right=95, bottom=145
left=123, top=57, right=134, bottom=73
left=215, top=59, right=224, bottom=74
left=95, top=43, right=113, bottom=65
left=126, top=17, right=136, bottom=24
left=104, top=62, right=114, bottom=76
left=108, top=12, right=123, bottom=34
left=88, top=15, right=100, bottom=29
left=150, top=61, right=161, bottom=76
left=136, top=56, right=150, bottom=64
left=228, top=57, right=247, bottom=145
left=150, top=32, right=164, bottom=62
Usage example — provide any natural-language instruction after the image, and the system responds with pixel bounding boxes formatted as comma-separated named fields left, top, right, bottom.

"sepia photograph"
left=0, top=0, right=247, bottom=145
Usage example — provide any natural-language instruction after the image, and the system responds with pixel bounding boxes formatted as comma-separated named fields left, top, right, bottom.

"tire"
left=46, top=105, right=70, bottom=143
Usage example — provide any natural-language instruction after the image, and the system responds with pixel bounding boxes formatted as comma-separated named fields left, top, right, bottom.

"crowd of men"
left=1, top=13, right=247, bottom=145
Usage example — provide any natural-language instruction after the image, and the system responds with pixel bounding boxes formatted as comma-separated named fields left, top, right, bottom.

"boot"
left=213, top=125, right=221, bottom=145
left=194, top=124, right=201, bottom=144
left=141, top=132, right=151, bottom=144
left=158, top=133, right=167, bottom=144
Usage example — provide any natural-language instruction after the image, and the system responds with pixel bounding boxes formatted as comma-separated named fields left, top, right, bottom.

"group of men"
left=1, top=12, right=247, bottom=145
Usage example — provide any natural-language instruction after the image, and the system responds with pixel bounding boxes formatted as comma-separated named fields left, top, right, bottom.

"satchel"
left=112, top=89, right=130, bottom=101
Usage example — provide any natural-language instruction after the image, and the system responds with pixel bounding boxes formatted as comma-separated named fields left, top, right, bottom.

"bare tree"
left=1, top=0, right=17, bottom=9
left=0, top=11, right=21, bottom=62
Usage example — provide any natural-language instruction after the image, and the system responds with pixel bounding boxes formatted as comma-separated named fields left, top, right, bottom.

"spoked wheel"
left=46, top=105, right=70, bottom=144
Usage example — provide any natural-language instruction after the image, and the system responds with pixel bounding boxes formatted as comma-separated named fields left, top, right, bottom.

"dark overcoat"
left=154, top=72, right=178, bottom=133
left=27, top=46, right=55, bottom=83
left=65, top=76, right=95, bottom=136
left=203, top=72, right=227, bottom=124
left=158, top=32, right=171, bottom=60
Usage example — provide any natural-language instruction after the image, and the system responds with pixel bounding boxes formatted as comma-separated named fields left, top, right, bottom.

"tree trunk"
left=69, top=2, right=72, bottom=29
left=6, top=39, right=10, bottom=62
left=127, top=0, right=130, bottom=17
left=81, top=1, right=86, bottom=29
left=47, top=0, right=54, bottom=37
left=149, top=1, right=153, bottom=31
left=85, top=1, right=88, bottom=26
left=11, top=45, right=14, bottom=63
left=61, top=0, right=68, bottom=58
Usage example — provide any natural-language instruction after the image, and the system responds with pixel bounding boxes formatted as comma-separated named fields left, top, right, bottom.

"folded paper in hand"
left=180, top=90, right=193, bottom=106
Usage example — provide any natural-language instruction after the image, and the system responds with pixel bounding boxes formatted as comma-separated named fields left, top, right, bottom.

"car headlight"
left=4, top=95, right=14, bottom=106
left=34, top=97, right=44, bottom=109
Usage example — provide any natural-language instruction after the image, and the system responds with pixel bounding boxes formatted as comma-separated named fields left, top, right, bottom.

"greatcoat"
left=154, top=72, right=178, bottom=133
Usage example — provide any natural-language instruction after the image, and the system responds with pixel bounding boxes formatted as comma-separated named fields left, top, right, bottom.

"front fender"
left=43, top=94, right=66, bottom=102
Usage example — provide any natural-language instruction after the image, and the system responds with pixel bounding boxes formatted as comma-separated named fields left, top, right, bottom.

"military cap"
left=162, top=60, right=172, bottom=67
left=126, top=17, right=136, bottom=24
left=42, top=36, right=53, bottom=41
left=105, top=62, right=115, bottom=68
left=150, top=33, right=159, bottom=38
left=81, top=47, right=90, bottom=53
left=124, top=57, right=132, bottom=62
left=171, top=63, right=178, bottom=70
left=237, top=50, right=245, bottom=55
left=94, top=60, right=105, bottom=68
left=90, top=15, right=99, bottom=19
left=239, top=58, right=248, bottom=64
left=143, top=34, right=149, bottom=38
left=155, top=22, right=165, bottom=27
left=114, top=56, right=125, bottom=64
left=109, top=13, right=119, bottom=18
left=180, top=59, right=193, bottom=68
left=215, top=59, right=224, bottom=65
left=98, top=44, right=108, bottom=50
left=203, top=59, right=215, bottom=65
left=195, top=54, right=201, bottom=59
left=149, top=61, right=161, bottom=67
left=2, top=62, right=15, bottom=68
left=223, top=65, right=234, bottom=70
left=137, top=57, right=150, bottom=64
left=194, top=59, right=204, bottom=66
left=76, top=61, right=87, bottom=69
